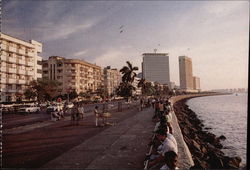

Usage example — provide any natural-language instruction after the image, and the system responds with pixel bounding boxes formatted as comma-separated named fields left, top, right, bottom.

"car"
left=18, top=105, right=41, bottom=114
left=46, top=103, right=63, bottom=113
left=66, top=103, right=74, bottom=109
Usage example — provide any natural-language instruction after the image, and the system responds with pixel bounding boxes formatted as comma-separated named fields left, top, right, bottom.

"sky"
left=2, top=0, right=249, bottom=90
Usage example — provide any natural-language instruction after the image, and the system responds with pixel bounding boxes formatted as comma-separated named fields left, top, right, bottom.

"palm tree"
left=118, top=61, right=139, bottom=100
left=120, top=61, right=138, bottom=84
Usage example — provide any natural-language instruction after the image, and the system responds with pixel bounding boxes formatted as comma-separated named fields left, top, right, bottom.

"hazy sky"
left=2, top=0, right=249, bottom=90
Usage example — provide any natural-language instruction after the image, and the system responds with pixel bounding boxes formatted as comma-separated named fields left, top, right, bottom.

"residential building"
left=179, top=56, right=194, bottom=92
left=103, top=66, right=121, bottom=96
left=42, top=56, right=102, bottom=95
left=193, top=76, right=201, bottom=91
left=0, top=33, right=42, bottom=102
left=142, top=53, right=170, bottom=86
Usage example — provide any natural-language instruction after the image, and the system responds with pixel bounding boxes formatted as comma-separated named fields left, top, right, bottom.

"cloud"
left=73, top=50, right=87, bottom=57
left=41, top=21, right=96, bottom=41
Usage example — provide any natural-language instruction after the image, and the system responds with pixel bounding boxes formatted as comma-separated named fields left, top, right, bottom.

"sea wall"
left=170, top=93, right=242, bottom=169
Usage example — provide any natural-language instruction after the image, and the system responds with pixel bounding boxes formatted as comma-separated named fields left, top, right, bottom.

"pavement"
left=42, top=107, right=155, bottom=169
left=42, top=97, right=195, bottom=169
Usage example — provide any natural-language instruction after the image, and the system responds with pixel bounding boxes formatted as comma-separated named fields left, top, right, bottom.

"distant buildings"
left=103, top=66, right=121, bottom=96
left=42, top=56, right=102, bottom=95
left=142, top=53, right=170, bottom=86
left=0, top=33, right=42, bottom=102
left=179, top=56, right=200, bottom=92
left=193, top=76, right=201, bottom=91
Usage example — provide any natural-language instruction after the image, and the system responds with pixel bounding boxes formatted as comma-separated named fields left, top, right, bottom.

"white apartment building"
left=142, top=53, right=170, bottom=86
left=0, top=33, right=42, bottom=102
left=179, top=56, right=194, bottom=92
left=103, top=66, right=121, bottom=95
left=42, top=56, right=102, bottom=95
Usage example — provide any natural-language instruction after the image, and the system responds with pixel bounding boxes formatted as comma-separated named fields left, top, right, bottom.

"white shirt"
left=158, top=133, right=178, bottom=156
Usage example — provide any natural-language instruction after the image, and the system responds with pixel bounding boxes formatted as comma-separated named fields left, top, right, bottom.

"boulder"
left=192, top=140, right=201, bottom=152
left=218, top=135, right=226, bottom=141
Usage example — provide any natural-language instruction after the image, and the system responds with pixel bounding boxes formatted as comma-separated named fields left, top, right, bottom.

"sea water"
left=186, top=93, right=248, bottom=166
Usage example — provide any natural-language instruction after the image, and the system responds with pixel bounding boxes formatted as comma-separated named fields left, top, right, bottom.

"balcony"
left=8, top=46, right=17, bottom=53
left=9, top=68, right=17, bottom=74
left=1, top=54, right=7, bottom=61
left=27, top=70, right=34, bottom=76
left=7, top=78, right=16, bottom=84
left=1, top=67, right=7, bottom=72
left=18, top=49, right=26, bottom=55
left=1, top=44, right=7, bottom=51
left=18, top=59, right=26, bottom=65
left=6, top=89, right=17, bottom=93
left=17, top=69, right=26, bottom=75
left=17, top=79, right=26, bottom=84
left=27, top=61, right=33, bottom=66
left=8, top=57, right=17, bottom=63
left=27, top=51, right=34, bottom=57
left=37, top=64, right=42, bottom=70
left=0, top=78, right=6, bottom=84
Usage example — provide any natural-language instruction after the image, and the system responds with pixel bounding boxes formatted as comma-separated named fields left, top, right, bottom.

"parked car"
left=18, top=105, right=41, bottom=114
left=66, top=102, right=74, bottom=109
left=46, top=103, right=63, bottom=113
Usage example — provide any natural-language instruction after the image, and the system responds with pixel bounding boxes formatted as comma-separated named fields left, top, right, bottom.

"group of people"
left=145, top=97, right=178, bottom=170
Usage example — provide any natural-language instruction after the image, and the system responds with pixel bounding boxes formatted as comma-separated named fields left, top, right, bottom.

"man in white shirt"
left=148, top=129, right=178, bottom=168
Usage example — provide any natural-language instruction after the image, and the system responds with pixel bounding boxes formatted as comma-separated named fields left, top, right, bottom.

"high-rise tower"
left=142, top=53, right=170, bottom=85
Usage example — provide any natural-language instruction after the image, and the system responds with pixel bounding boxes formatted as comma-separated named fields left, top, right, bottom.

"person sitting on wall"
left=148, top=128, right=178, bottom=168
left=160, top=151, right=179, bottom=170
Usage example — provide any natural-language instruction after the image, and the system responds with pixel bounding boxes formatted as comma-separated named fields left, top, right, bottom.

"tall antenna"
left=154, top=49, right=157, bottom=53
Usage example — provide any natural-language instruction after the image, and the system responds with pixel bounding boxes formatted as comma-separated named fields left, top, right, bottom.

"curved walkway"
left=42, top=94, right=210, bottom=169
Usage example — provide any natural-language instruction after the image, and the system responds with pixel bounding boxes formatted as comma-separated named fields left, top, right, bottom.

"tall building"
left=0, top=33, right=42, bottom=102
left=103, top=66, right=121, bottom=95
left=193, top=76, right=200, bottom=91
left=42, top=56, right=102, bottom=95
left=179, top=56, right=194, bottom=91
left=142, top=53, right=170, bottom=85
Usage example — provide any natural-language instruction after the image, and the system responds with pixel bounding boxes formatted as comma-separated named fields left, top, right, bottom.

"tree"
left=24, top=79, right=61, bottom=102
left=118, top=61, right=139, bottom=99
left=116, top=82, right=136, bottom=98
left=120, top=61, right=138, bottom=84
left=24, top=88, right=36, bottom=100
left=69, top=89, right=78, bottom=100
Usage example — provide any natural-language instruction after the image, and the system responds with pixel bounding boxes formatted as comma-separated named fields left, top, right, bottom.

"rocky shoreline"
left=173, top=98, right=242, bottom=169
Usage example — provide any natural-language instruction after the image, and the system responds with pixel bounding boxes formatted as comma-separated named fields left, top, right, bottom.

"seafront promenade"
left=41, top=94, right=201, bottom=169
left=3, top=94, right=220, bottom=169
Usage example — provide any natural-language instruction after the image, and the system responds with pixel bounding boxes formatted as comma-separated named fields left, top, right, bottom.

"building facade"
left=193, top=76, right=200, bottom=91
left=0, top=33, right=42, bottom=102
left=142, top=53, right=170, bottom=86
left=103, top=66, right=121, bottom=96
left=179, top=56, right=194, bottom=92
left=42, top=56, right=102, bottom=95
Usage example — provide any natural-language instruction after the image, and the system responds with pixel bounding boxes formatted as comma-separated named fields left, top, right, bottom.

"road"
left=2, top=101, right=141, bottom=168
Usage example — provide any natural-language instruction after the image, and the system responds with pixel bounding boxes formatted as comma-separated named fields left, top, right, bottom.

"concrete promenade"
left=42, top=95, right=204, bottom=169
